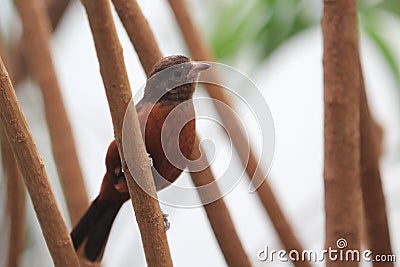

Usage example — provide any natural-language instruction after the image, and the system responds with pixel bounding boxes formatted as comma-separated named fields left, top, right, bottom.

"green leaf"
left=208, top=0, right=318, bottom=61
left=360, top=11, right=400, bottom=89
left=376, top=0, right=400, bottom=17
left=208, top=0, right=399, bottom=91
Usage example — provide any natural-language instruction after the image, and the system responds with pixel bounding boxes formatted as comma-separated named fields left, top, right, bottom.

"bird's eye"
left=173, top=70, right=182, bottom=78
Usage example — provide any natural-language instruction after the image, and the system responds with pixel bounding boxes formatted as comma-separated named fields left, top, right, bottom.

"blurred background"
left=0, top=0, right=399, bottom=266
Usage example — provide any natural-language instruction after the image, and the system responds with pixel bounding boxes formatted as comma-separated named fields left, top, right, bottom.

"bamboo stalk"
left=79, top=0, right=172, bottom=266
left=111, top=1, right=251, bottom=265
left=0, top=39, right=26, bottom=267
left=12, top=0, right=72, bottom=86
left=167, top=1, right=310, bottom=266
left=15, top=0, right=89, bottom=226
left=322, top=0, right=362, bottom=266
left=358, top=59, right=393, bottom=266
left=0, top=56, right=80, bottom=266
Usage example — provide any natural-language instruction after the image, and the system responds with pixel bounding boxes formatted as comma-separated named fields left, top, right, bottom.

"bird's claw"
left=147, top=153, right=153, bottom=167
left=162, top=211, right=170, bottom=231
left=114, top=167, right=129, bottom=193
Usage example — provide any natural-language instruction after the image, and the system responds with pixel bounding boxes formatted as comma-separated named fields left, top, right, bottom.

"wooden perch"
left=322, top=0, right=362, bottom=265
left=0, top=57, right=79, bottom=266
left=0, top=38, right=26, bottom=267
left=359, top=59, right=393, bottom=266
left=15, top=0, right=89, bottom=226
left=111, top=0, right=251, bottom=265
left=111, top=0, right=162, bottom=75
left=168, top=1, right=310, bottom=266
left=2, top=128, right=26, bottom=267
left=12, top=0, right=72, bottom=86
left=46, top=0, right=72, bottom=31
left=80, top=0, right=172, bottom=266
left=189, top=138, right=251, bottom=266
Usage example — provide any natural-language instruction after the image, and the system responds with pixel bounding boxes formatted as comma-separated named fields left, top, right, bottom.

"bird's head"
left=144, top=55, right=211, bottom=102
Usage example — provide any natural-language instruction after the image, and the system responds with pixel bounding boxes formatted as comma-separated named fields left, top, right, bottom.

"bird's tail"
left=71, top=196, right=122, bottom=262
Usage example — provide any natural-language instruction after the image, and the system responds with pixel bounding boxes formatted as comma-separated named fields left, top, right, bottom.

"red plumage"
left=71, top=55, right=210, bottom=262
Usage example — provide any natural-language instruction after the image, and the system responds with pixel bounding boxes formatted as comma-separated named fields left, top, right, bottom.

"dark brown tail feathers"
left=71, top=197, right=123, bottom=262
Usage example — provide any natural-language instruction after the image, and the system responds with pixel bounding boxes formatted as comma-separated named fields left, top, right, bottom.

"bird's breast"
left=138, top=100, right=195, bottom=190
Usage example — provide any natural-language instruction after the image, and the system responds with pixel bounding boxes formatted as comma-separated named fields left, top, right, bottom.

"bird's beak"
left=190, top=62, right=211, bottom=74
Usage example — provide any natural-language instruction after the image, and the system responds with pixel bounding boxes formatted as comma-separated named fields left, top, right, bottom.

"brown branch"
left=15, top=0, right=89, bottom=226
left=168, top=1, right=310, bottom=266
left=322, top=0, right=362, bottom=265
left=189, top=138, right=251, bottom=266
left=111, top=1, right=251, bottom=265
left=0, top=57, right=80, bottom=266
left=46, top=0, right=72, bottom=31
left=0, top=37, right=26, bottom=267
left=111, top=0, right=162, bottom=76
left=359, top=59, right=393, bottom=266
left=372, top=120, right=383, bottom=158
left=11, top=0, right=72, bottom=86
left=2, top=128, right=26, bottom=267
left=79, top=0, right=172, bottom=266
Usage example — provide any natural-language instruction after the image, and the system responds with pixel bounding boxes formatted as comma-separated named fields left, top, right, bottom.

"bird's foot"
left=114, top=167, right=129, bottom=193
left=114, top=177, right=129, bottom=193
left=147, top=153, right=153, bottom=167
left=113, top=153, right=152, bottom=193
left=162, top=211, right=170, bottom=231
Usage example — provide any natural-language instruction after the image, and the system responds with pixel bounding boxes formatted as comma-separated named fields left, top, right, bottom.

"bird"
left=70, top=55, right=210, bottom=262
